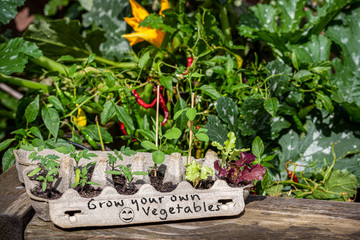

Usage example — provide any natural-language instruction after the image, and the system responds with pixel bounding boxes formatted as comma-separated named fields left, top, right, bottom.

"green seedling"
left=185, top=160, right=213, bottom=188
left=70, top=166, right=99, bottom=191
left=56, top=145, right=97, bottom=185
left=105, top=146, right=147, bottom=183
left=22, top=144, right=60, bottom=192
left=140, top=118, right=182, bottom=176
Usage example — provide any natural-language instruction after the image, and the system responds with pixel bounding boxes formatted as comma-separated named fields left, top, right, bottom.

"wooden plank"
left=0, top=165, right=34, bottom=240
left=25, top=195, right=360, bottom=239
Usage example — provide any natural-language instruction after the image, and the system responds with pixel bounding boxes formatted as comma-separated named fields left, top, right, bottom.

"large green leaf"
left=278, top=111, right=360, bottom=179
left=265, top=60, right=292, bottom=96
left=204, top=115, right=228, bottom=147
left=2, top=147, right=15, bottom=172
left=113, top=102, right=135, bottom=134
left=82, top=0, right=130, bottom=60
left=216, top=97, right=239, bottom=129
left=41, top=107, right=60, bottom=139
left=0, top=38, right=42, bottom=75
left=83, top=124, right=113, bottom=143
left=173, top=97, right=188, bottom=131
left=334, top=155, right=360, bottom=187
left=290, top=35, right=331, bottom=65
left=0, top=0, right=25, bottom=25
left=239, top=97, right=268, bottom=137
left=25, top=95, right=39, bottom=124
left=237, top=0, right=352, bottom=53
left=23, top=19, right=104, bottom=59
left=327, top=7, right=360, bottom=111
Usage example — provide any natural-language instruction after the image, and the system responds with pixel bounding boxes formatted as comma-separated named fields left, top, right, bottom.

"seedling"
left=70, top=166, right=99, bottom=191
left=105, top=146, right=147, bottom=183
left=21, top=144, right=60, bottom=192
left=213, top=132, right=266, bottom=184
left=185, top=160, right=213, bottom=188
left=56, top=145, right=97, bottom=186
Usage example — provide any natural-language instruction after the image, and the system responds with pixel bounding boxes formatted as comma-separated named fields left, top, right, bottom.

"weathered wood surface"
left=0, top=165, right=34, bottom=240
left=25, top=195, right=360, bottom=239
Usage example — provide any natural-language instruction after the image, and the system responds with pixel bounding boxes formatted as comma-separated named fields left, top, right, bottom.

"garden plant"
left=0, top=0, right=359, bottom=202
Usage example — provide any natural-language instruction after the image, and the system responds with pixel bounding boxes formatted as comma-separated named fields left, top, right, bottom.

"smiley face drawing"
left=119, top=207, right=135, bottom=223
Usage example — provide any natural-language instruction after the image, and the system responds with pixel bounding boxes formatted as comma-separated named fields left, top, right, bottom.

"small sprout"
left=185, top=160, right=213, bottom=188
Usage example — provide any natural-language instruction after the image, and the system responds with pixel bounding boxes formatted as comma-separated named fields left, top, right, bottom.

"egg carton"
left=20, top=150, right=249, bottom=229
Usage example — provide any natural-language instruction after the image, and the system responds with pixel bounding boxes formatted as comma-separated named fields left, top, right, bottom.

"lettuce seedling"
left=213, top=132, right=266, bottom=184
left=185, top=160, right=213, bottom=188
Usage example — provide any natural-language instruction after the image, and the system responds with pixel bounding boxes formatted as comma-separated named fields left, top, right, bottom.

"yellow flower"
left=73, top=106, right=87, bottom=127
left=122, top=0, right=170, bottom=47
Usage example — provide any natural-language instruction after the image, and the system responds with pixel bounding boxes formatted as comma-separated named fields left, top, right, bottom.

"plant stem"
left=187, top=92, right=195, bottom=165
left=155, top=85, right=160, bottom=177
left=95, top=116, right=105, bottom=151
left=0, top=74, right=52, bottom=93
left=30, top=56, right=69, bottom=75
left=219, top=4, right=232, bottom=42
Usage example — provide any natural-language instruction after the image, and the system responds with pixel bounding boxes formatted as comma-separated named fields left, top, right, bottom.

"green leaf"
left=29, top=127, right=42, bottom=140
left=0, top=0, right=25, bottom=25
left=105, top=170, right=123, bottom=175
left=199, top=85, right=221, bottom=100
left=82, top=0, right=130, bottom=60
left=28, top=167, right=42, bottom=177
left=223, top=132, right=236, bottom=156
left=239, top=97, right=267, bottom=136
left=55, top=146, right=71, bottom=154
left=20, top=144, right=35, bottom=151
left=217, top=97, right=239, bottom=128
left=25, top=95, right=40, bottom=124
left=83, top=124, right=113, bottom=143
left=204, top=115, right=228, bottom=147
left=139, top=51, right=150, bottom=69
left=324, top=169, right=357, bottom=200
left=164, top=128, right=182, bottom=140
left=252, top=136, right=264, bottom=159
left=291, top=51, right=300, bottom=70
left=113, top=102, right=135, bottom=134
left=101, top=101, right=115, bottom=124
left=0, top=138, right=16, bottom=152
left=41, top=107, right=60, bottom=139
left=138, top=129, right=156, bottom=142
left=174, top=97, right=189, bottom=131
left=185, top=160, right=200, bottom=183
left=195, top=133, right=209, bottom=142
left=174, top=108, right=189, bottom=120
left=152, top=150, right=165, bottom=165
left=290, top=35, right=331, bottom=66
left=0, top=38, right=42, bottom=75
left=159, top=76, right=173, bottom=92
left=334, top=155, right=360, bottom=186
left=200, top=166, right=213, bottom=180
left=48, top=96, right=65, bottom=113
left=316, top=92, right=334, bottom=113
left=141, top=141, right=157, bottom=151
left=11, top=129, right=27, bottom=136
left=293, top=70, right=313, bottom=82
left=270, top=116, right=291, bottom=140
left=140, top=13, right=176, bottom=33
left=132, top=171, right=148, bottom=176
left=264, top=97, right=279, bottom=117
left=44, top=0, right=69, bottom=16
left=279, top=112, right=360, bottom=179
left=23, top=19, right=102, bottom=59
left=186, top=108, right=197, bottom=121
left=327, top=8, right=360, bottom=110
left=2, top=147, right=15, bottom=172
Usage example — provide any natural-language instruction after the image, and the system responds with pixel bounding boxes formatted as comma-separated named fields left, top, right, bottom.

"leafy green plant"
left=56, top=145, right=97, bottom=187
left=185, top=160, right=213, bottom=188
left=268, top=144, right=358, bottom=201
left=105, top=146, right=147, bottom=182
left=213, top=132, right=266, bottom=185
left=70, top=167, right=99, bottom=191
left=21, top=144, right=60, bottom=191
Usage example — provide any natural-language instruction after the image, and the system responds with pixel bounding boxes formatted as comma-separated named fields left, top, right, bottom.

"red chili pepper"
left=185, top=57, right=193, bottom=75
left=158, top=91, right=169, bottom=126
left=131, top=89, right=157, bottom=108
left=119, top=122, right=128, bottom=136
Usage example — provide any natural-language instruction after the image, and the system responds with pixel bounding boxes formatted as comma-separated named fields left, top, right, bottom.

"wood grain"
left=0, top=165, right=34, bottom=240
left=25, top=195, right=360, bottom=239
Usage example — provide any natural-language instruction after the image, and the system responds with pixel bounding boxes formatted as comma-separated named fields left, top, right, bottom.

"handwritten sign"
left=87, top=194, right=221, bottom=222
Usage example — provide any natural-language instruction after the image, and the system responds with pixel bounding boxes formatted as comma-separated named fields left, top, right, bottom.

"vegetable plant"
left=185, top=160, right=213, bottom=188
left=105, top=146, right=148, bottom=183
left=56, top=145, right=97, bottom=187
left=213, top=132, right=266, bottom=185
left=21, top=145, right=60, bottom=191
